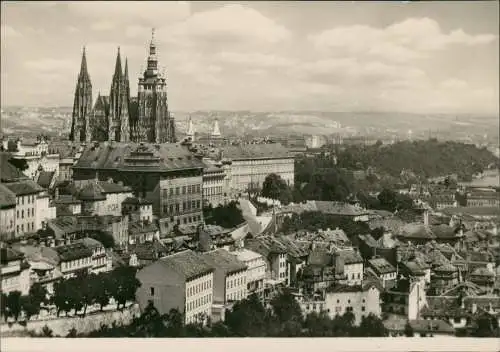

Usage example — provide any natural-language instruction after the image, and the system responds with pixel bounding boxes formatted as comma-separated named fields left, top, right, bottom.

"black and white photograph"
left=0, top=1, right=499, bottom=351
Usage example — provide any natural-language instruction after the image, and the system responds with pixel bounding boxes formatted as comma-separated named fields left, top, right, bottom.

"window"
left=182, top=186, right=186, bottom=194
left=361, top=306, right=365, bottom=312
left=17, top=210, right=19, bottom=219
left=21, top=210, right=24, bottom=219
left=150, top=287, right=155, bottom=296
left=347, top=299, right=351, bottom=304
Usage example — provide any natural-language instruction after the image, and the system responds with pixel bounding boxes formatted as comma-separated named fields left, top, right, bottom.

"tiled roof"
left=441, top=206, right=500, bottom=217
left=77, top=182, right=106, bottom=201
left=54, top=195, right=82, bottom=205
left=14, top=245, right=59, bottom=266
left=326, top=281, right=380, bottom=294
left=399, top=223, right=436, bottom=240
left=245, top=236, right=288, bottom=257
left=98, top=181, right=132, bottom=194
left=233, top=248, right=263, bottom=263
left=76, top=237, right=103, bottom=249
left=129, top=221, right=158, bottom=236
left=123, top=196, right=152, bottom=205
left=433, top=262, right=457, bottom=273
left=37, top=171, right=55, bottom=189
left=158, top=250, right=214, bottom=280
left=338, top=249, right=363, bottom=264
left=0, top=153, right=26, bottom=182
left=368, top=257, right=396, bottom=275
left=0, top=247, right=24, bottom=263
left=431, top=224, right=458, bottom=239
left=308, top=250, right=333, bottom=266
left=0, top=184, right=16, bottom=209
left=409, top=319, right=454, bottom=334
left=129, top=241, right=170, bottom=261
left=471, top=267, right=495, bottom=277
left=55, top=242, right=93, bottom=261
left=201, top=248, right=247, bottom=275
left=73, top=142, right=205, bottom=172
left=3, top=179, right=44, bottom=196
left=220, top=143, right=292, bottom=161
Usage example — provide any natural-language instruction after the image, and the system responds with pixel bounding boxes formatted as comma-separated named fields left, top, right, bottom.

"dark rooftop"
left=0, top=184, right=16, bottom=209
left=3, top=179, right=44, bottom=196
left=158, top=249, right=214, bottom=280
left=54, top=242, right=93, bottom=262
left=201, top=248, right=247, bottom=275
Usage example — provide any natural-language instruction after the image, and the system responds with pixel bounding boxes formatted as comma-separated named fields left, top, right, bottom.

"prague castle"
left=70, top=29, right=176, bottom=144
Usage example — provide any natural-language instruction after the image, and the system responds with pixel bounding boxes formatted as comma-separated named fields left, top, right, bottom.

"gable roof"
left=3, top=179, right=44, bottom=196
left=0, top=184, right=16, bottom=209
left=201, top=248, right=247, bottom=275
left=36, top=171, right=56, bottom=189
left=0, top=153, right=26, bottom=182
left=156, top=250, right=214, bottom=280
left=221, top=143, right=292, bottom=161
left=368, top=257, right=396, bottom=275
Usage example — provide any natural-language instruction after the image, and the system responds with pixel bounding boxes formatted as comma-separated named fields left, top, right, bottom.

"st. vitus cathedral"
left=70, top=29, right=176, bottom=144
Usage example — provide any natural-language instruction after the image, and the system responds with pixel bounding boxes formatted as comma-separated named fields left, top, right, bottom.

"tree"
left=41, top=325, right=54, bottom=337
left=20, top=295, right=40, bottom=321
left=110, top=266, right=141, bottom=310
left=261, top=173, right=293, bottom=205
left=1, top=293, right=7, bottom=322
left=205, top=201, right=245, bottom=229
left=358, top=314, right=387, bottom=337
left=52, top=280, right=73, bottom=317
left=270, top=290, right=303, bottom=325
left=404, top=321, right=415, bottom=337
left=6, top=291, right=22, bottom=321
left=225, top=294, right=268, bottom=336
left=29, top=283, right=48, bottom=308
left=94, top=273, right=112, bottom=311
left=304, top=311, right=333, bottom=337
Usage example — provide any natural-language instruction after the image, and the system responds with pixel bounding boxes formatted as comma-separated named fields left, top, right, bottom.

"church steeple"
left=70, top=46, right=93, bottom=142
left=79, top=46, right=90, bottom=81
left=145, top=28, right=158, bottom=78
left=113, top=47, right=123, bottom=80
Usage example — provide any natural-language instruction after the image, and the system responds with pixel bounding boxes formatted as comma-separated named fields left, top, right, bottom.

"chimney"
left=335, top=253, right=344, bottom=275
left=472, top=303, right=477, bottom=314
left=423, top=210, right=429, bottom=226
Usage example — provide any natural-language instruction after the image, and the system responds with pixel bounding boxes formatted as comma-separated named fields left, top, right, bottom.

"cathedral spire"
left=124, top=57, right=129, bottom=81
left=79, top=46, right=90, bottom=81
left=113, top=47, right=122, bottom=79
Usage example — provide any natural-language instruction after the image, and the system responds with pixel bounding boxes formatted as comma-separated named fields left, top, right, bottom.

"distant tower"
left=211, top=119, right=221, bottom=138
left=136, top=28, right=176, bottom=143
left=186, top=115, right=195, bottom=141
left=71, top=47, right=93, bottom=142
left=108, top=48, right=130, bottom=142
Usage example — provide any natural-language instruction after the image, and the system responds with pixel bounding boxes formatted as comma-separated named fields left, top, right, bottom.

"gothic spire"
left=124, top=57, right=129, bottom=81
left=113, top=47, right=122, bottom=80
left=79, top=46, right=90, bottom=81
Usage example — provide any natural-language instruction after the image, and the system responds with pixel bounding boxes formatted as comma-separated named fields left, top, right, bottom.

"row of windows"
left=227, top=290, right=245, bottom=301
left=16, top=195, right=36, bottom=206
left=226, top=275, right=245, bottom=289
left=187, top=279, right=212, bottom=297
left=187, top=293, right=212, bottom=312
left=162, top=200, right=202, bottom=215
left=162, top=184, right=202, bottom=198
left=17, top=208, right=35, bottom=219
left=16, top=222, right=35, bottom=234
left=204, top=186, right=223, bottom=196
left=62, top=258, right=91, bottom=270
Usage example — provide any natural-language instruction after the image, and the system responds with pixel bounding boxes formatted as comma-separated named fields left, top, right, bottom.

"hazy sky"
left=1, top=1, right=499, bottom=114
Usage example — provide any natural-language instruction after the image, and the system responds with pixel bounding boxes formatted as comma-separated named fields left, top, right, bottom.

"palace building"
left=70, top=29, right=176, bottom=144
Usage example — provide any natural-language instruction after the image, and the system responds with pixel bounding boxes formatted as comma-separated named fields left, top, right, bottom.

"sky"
left=1, top=1, right=499, bottom=115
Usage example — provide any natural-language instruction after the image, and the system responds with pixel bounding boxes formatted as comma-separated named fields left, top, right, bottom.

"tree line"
left=0, top=266, right=140, bottom=324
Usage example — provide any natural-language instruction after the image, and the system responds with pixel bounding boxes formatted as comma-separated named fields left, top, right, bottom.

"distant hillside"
left=1, top=107, right=498, bottom=143
left=335, top=139, right=499, bottom=181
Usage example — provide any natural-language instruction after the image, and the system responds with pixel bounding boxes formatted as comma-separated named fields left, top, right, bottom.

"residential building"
left=4, top=180, right=46, bottom=236
left=128, top=220, right=159, bottom=245
left=136, top=250, right=215, bottom=325
left=233, top=248, right=267, bottom=298
left=0, top=184, right=16, bottom=239
left=76, top=180, right=133, bottom=216
left=246, top=236, right=289, bottom=284
left=54, top=242, right=93, bottom=279
left=383, top=278, right=427, bottom=320
left=53, top=195, right=82, bottom=216
left=0, top=246, right=30, bottom=295
left=76, top=237, right=110, bottom=274
left=466, top=189, right=500, bottom=207
left=337, top=249, right=364, bottom=286
left=324, top=282, right=382, bottom=325
left=122, top=196, right=153, bottom=223
left=367, top=257, right=397, bottom=288
left=202, top=161, right=226, bottom=207
left=219, top=143, right=294, bottom=195
left=201, top=249, right=247, bottom=307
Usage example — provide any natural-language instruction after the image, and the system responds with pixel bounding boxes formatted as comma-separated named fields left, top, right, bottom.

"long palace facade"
left=70, top=29, right=176, bottom=144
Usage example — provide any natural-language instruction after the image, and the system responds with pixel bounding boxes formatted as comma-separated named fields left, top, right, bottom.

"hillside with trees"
left=334, top=139, right=498, bottom=181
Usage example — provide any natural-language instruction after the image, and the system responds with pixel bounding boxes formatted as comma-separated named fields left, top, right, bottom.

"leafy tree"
left=6, top=291, right=22, bottom=321
left=404, top=321, right=415, bottom=337
left=129, top=301, right=166, bottom=337
left=66, top=328, right=79, bottom=338
left=1, top=293, right=7, bottom=322
left=357, top=314, right=387, bottom=337
left=94, top=274, right=112, bottom=311
left=110, top=266, right=141, bottom=310
left=163, top=308, right=185, bottom=337
left=261, top=173, right=293, bottom=205
left=225, top=293, right=268, bottom=336
left=204, top=201, right=245, bottom=229
left=52, top=280, right=73, bottom=317
left=304, top=311, right=333, bottom=337
left=29, top=283, right=48, bottom=308
left=270, top=290, right=303, bottom=325
left=473, top=313, right=500, bottom=337
left=41, top=325, right=54, bottom=337
left=20, top=295, right=40, bottom=321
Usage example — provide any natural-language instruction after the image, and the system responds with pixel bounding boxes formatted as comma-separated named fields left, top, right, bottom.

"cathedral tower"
left=109, top=48, right=130, bottom=142
left=136, top=29, right=176, bottom=143
left=71, top=47, right=93, bottom=142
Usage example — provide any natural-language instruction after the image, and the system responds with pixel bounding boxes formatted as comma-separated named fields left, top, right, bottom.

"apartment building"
left=0, top=184, right=16, bottom=239
left=77, top=181, right=134, bottom=216
left=4, top=180, right=46, bottom=236
left=233, top=248, right=267, bottom=298
left=76, top=237, right=111, bottom=274
left=324, top=282, right=382, bottom=325
left=219, top=143, right=294, bottom=195
left=0, top=246, right=30, bottom=295
left=136, top=250, right=215, bottom=325
left=202, top=162, right=227, bottom=207
left=54, top=242, right=93, bottom=279
left=201, top=249, right=248, bottom=304
left=122, top=196, right=153, bottom=223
